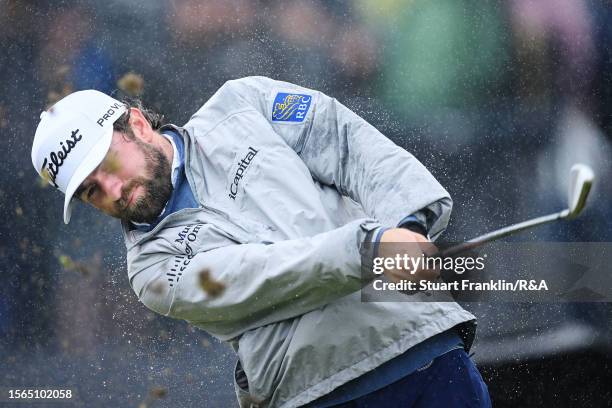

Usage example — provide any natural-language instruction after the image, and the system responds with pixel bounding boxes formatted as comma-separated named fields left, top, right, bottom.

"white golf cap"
left=31, top=90, right=127, bottom=224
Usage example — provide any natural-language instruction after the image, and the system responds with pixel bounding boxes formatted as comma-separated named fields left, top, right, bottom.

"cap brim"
left=62, top=126, right=114, bottom=224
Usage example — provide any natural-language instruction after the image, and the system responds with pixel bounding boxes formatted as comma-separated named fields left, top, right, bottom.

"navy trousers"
left=330, top=349, right=492, bottom=408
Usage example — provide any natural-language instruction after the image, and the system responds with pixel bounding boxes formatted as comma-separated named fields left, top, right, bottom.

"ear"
left=128, top=107, right=154, bottom=143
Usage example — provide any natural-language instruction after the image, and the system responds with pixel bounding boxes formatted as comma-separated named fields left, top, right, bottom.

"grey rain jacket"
left=122, top=76, right=476, bottom=408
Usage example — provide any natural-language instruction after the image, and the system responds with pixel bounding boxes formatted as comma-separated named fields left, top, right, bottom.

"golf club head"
left=566, top=163, right=594, bottom=219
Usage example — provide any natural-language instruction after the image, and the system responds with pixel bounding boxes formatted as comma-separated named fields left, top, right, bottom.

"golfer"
left=31, top=76, right=490, bottom=407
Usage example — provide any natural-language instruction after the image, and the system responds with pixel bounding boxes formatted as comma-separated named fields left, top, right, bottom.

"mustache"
left=117, top=180, right=142, bottom=212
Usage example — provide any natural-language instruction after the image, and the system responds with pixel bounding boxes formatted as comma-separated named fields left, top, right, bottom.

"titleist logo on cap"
left=41, top=129, right=83, bottom=188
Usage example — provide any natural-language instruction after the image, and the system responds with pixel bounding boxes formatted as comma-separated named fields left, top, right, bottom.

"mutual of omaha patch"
left=272, top=93, right=312, bottom=122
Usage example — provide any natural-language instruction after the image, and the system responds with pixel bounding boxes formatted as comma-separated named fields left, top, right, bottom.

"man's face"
left=75, top=129, right=173, bottom=223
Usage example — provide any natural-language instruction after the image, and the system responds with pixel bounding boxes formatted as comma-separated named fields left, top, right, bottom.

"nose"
left=99, top=173, right=124, bottom=203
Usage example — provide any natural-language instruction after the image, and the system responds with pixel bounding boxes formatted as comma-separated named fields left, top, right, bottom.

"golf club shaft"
left=437, top=209, right=569, bottom=258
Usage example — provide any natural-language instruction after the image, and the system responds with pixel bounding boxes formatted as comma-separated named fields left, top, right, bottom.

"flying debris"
left=117, top=72, right=145, bottom=96
left=198, top=269, right=226, bottom=298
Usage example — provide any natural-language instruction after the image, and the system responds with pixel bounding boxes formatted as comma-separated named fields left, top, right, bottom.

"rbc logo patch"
left=272, top=93, right=312, bottom=122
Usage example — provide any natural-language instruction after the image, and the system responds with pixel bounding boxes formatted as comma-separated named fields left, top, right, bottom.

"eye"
left=86, top=184, right=98, bottom=200
left=78, top=183, right=97, bottom=202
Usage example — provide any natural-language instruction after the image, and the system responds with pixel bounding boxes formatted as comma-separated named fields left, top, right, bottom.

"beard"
left=116, top=139, right=174, bottom=224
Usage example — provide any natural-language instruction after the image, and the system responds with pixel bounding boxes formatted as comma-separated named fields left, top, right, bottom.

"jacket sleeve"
left=129, top=218, right=380, bottom=340
left=223, top=76, right=452, bottom=239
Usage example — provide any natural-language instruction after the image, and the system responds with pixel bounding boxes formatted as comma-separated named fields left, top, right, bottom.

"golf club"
left=438, top=163, right=595, bottom=258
